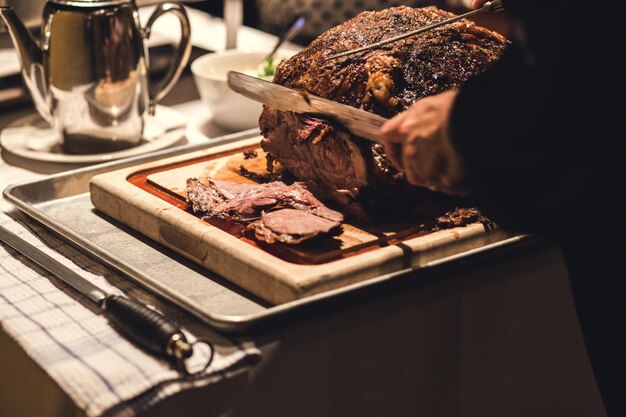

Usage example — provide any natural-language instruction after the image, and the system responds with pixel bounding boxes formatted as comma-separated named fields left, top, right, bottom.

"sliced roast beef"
left=259, top=6, right=507, bottom=223
left=248, top=209, right=342, bottom=244
left=186, top=178, right=343, bottom=243
left=186, top=178, right=261, bottom=221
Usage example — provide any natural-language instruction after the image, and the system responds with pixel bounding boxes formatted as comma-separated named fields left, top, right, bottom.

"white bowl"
left=191, top=50, right=294, bottom=132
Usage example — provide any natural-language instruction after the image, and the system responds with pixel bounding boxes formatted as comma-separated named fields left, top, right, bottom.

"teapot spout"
left=0, top=7, right=51, bottom=122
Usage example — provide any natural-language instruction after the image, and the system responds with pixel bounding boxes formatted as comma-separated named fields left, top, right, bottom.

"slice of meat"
left=186, top=178, right=260, bottom=219
left=248, top=209, right=342, bottom=244
left=186, top=178, right=343, bottom=243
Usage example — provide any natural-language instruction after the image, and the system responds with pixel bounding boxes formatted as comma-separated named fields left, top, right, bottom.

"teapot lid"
left=51, top=0, right=132, bottom=6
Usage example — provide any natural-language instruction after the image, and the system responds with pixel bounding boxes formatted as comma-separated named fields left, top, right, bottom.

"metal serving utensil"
left=228, top=70, right=388, bottom=144
left=264, top=14, right=306, bottom=63
left=326, top=0, right=504, bottom=61
left=0, top=223, right=213, bottom=376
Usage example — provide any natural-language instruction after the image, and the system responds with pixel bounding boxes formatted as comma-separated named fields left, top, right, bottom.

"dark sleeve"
left=450, top=7, right=626, bottom=414
left=449, top=0, right=625, bottom=237
left=450, top=44, right=559, bottom=235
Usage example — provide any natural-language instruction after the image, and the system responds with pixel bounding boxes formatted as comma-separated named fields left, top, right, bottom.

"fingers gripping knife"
left=0, top=224, right=213, bottom=375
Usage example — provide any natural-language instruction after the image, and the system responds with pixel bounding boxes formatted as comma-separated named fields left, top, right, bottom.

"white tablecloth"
left=0, top=141, right=260, bottom=417
left=0, top=157, right=261, bottom=417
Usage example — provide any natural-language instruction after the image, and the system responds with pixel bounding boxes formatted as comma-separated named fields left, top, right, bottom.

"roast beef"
left=433, top=207, right=489, bottom=231
left=248, top=209, right=342, bottom=244
left=259, top=6, right=507, bottom=223
left=186, top=178, right=343, bottom=244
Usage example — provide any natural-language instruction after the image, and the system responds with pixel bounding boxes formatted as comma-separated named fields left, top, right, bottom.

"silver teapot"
left=0, top=0, right=191, bottom=154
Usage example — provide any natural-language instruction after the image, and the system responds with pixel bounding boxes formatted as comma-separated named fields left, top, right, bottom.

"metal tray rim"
left=3, top=131, right=532, bottom=333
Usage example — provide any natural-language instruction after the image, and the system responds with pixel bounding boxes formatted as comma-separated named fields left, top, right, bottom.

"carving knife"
left=227, top=71, right=388, bottom=144
left=325, top=0, right=504, bottom=61
left=0, top=223, right=206, bottom=374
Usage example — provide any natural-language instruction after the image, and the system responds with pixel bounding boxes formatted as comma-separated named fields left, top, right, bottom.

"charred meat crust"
left=271, top=6, right=507, bottom=115
left=259, top=6, right=507, bottom=224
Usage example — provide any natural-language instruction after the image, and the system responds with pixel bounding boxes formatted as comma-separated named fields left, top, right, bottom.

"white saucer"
left=0, top=105, right=187, bottom=164
left=0, top=49, right=20, bottom=78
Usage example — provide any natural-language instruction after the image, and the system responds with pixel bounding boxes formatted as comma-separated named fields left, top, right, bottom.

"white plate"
left=0, top=49, right=21, bottom=78
left=0, top=105, right=187, bottom=164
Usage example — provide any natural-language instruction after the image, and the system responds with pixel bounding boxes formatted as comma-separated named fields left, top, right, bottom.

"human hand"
left=472, top=0, right=489, bottom=8
left=379, top=90, right=470, bottom=195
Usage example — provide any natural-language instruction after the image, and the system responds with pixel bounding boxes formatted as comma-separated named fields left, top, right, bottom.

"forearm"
left=450, top=45, right=566, bottom=235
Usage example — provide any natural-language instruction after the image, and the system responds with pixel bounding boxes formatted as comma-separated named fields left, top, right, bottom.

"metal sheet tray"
left=3, top=130, right=530, bottom=333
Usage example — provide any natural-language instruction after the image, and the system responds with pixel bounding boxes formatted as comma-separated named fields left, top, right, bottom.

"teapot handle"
left=143, top=2, right=192, bottom=115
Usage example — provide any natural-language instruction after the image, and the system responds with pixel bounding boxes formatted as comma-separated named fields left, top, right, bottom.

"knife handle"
left=485, top=0, right=504, bottom=12
left=104, top=295, right=193, bottom=364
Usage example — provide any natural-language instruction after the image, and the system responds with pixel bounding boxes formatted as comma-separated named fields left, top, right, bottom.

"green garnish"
left=258, top=56, right=277, bottom=77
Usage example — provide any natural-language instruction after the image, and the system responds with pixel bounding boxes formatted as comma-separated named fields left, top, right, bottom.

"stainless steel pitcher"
left=0, top=0, right=191, bottom=154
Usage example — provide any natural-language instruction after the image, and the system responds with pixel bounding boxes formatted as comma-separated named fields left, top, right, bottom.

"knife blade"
left=325, top=0, right=504, bottom=61
left=0, top=223, right=204, bottom=373
left=227, top=71, right=388, bottom=144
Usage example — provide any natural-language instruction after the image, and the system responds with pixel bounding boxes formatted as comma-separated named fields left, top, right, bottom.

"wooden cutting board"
left=89, top=136, right=507, bottom=304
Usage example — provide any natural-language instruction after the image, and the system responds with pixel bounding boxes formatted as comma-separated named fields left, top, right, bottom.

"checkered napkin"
left=0, top=165, right=260, bottom=417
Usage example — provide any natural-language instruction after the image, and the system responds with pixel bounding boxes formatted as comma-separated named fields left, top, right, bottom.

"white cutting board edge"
left=89, top=137, right=507, bottom=305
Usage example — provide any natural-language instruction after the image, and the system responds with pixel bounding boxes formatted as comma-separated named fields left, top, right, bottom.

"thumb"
left=472, top=0, right=489, bottom=9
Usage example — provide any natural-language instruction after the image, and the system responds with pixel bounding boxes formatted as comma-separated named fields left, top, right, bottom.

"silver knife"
left=0, top=223, right=209, bottom=374
left=325, top=0, right=504, bottom=61
left=227, top=71, right=388, bottom=144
